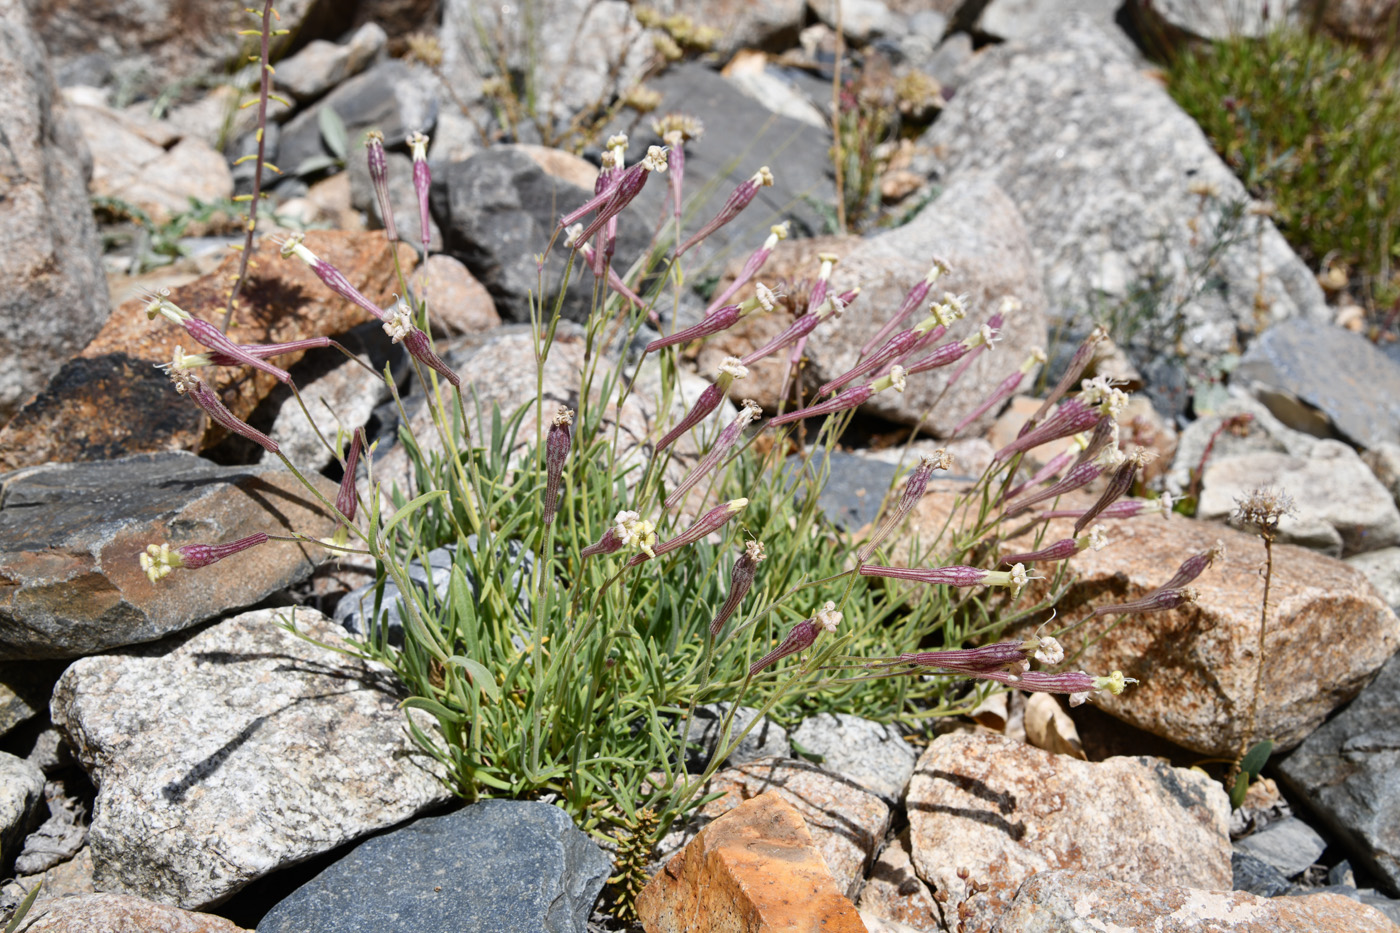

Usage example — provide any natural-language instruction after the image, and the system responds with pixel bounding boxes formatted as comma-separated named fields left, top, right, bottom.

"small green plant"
left=93, top=195, right=253, bottom=275
left=1168, top=27, right=1400, bottom=313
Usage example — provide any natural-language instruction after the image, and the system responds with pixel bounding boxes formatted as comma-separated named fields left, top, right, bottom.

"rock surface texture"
left=789, top=712, right=917, bottom=803
left=989, top=869, right=1398, bottom=933
left=256, top=801, right=611, bottom=933
left=922, top=16, right=1326, bottom=366
left=20, top=892, right=250, bottom=933
left=0, top=751, right=45, bottom=875
left=50, top=607, right=451, bottom=908
left=0, top=0, right=109, bottom=426
left=637, top=791, right=868, bottom=933
left=906, top=732, right=1231, bottom=933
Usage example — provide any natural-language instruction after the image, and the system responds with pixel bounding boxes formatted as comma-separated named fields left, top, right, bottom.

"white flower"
left=753, top=166, right=774, bottom=187
left=564, top=223, right=586, bottom=248
left=383, top=299, right=414, bottom=344
left=817, top=252, right=839, bottom=281
left=771, top=222, right=790, bottom=239
left=998, top=295, right=1023, bottom=315
left=924, top=257, right=952, bottom=284
left=740, top=398, right=763, bottom=422
left=745, top=539, right=767, bottom=562
left=1033, top=635, right=1064, bottom=666
left=889, top=365, right=907, bottom=394
left=614, top=511, right=657, bottom=557
left=922, top=448, right=954, bottom=471
left=1086, top=525, right=1109, bottom=551
left=1080, top=376, right=1129, bottom=418
left=816, top=600, right=842, bottom=633
left=1009, top=562, right=1029, bottom=593
left=979, top=324, right=1000, bottom=349
left=719, top=357, right=749, bottom=380
left=166, top=347, right=199, bottom=395
left=641, top=145, right=668, bottom=173
left=407, top=131, right=430, bottom=162
left=1095, top=444, right=1127, bottom=469
left=755, top=283, right=778, bottom=312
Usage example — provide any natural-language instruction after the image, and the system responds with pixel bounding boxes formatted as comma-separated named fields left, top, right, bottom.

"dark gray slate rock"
left=0, top=452, right=337, bottom=659
left=685, top=703, right=791, bottom=772
left=1236, top=318, right=1400, bottom=450
left=0, top=0, right=109, bottom=425
left=277, top=60, right=438, bottom=177
left=921, top=15, right=1327, bottom=372
left=1232, top=850, right=1292, bottom=897
left=0, top=751, right=44, bottom=876
left=431, top=148, right=652, bottom=322
left=1279, top=651, right=1400, bottom=896
left=256, top=800, right=611, bottom=933
left=790, top=712, right=917, bottom=803
left=605, top=61, right=837, bottom=274
left=785, top=450, right=898, bottom=532
left=1234, top=816, right=1328, bottom=879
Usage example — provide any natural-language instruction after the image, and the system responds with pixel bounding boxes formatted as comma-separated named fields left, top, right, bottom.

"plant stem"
left=1245, top=532, right=1274, bottom=754
left=223, top=0, right=276, bottom=334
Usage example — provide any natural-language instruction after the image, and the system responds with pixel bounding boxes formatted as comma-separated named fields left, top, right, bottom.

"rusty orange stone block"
left=636, top=791, right=868, bottom=933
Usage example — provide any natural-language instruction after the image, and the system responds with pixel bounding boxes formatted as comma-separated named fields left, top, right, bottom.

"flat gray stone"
left=51, top=607, right=451, bottom=909
left=274, top=23, right=385, bottom=101
left=1236, top=318, right=1400, bottom=451
left=257, top=801, right=611, bottom=933
left=1234, top=817, right=1327, bottom=879
left=791, top=712, right=917, bottom=803
left=685, top=704, right=791, bottom=772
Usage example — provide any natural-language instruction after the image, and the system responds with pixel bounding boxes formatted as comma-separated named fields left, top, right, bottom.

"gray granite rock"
left=261, top=351, right=390, bottom=473
left=685, top=704, right=791, bottom=772
left=979, top=0, right=1132, bottom=47
left=274, top=23, right=386, bottom=102
left=256, top=801, right=610, bottom=933
left=18, top=892, right=249, bottom=932
left=15, top=782, right=87, bottom=875
left=1232, top=850, right=1292, bottom=897
left=1348, top=549, right=1400, bottom=612
left=790, top=712, right=917, bottom=803
left=1279, top=651, right=1400, bottom=896
left=1364, top=443, right=1400, bottom=506
left=50, top=607, right=451, bottom=909
left=1235, top=817, right=1328, bottom=879
left=1165, top=393, right=1317, bottom=495
left=921, top=16, right=1327, bottom=372
left=0, top=452, right=337, bottom=659
left=785, top=450, right=898, bottom=532
left=1236, top=319, right=1400, bottom=451
left=646, top=0, right=806, bottom=55
left=0, top=0, right=109, bottom=425
left=0, top=752, right=45, bottom=875
left=810, top=0, right=900, bottom=42
left=1130, top=0, right=1303, bottom=44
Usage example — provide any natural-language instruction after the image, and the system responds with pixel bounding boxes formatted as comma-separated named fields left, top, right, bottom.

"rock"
left=20, top=892, right=249, bottom=932
left=0, top=452, right=336, bottom=659
left=408, top=255, right=500, bottom=336
left=431, top=147, right=652, bottom=323
left=275, top=23, right=386, bottom=102
left=1235, top=318, right=1400, bottom=451
left=1131, top=0, right=1303, bottom=45
left=637, top=791, right=868, bottom=933
left=0, top=662, right=65, bottom=737
left=1233, top=850, right=1293, bottom=897
left=1349, top=549, right=1400, bottom=612
left=989, top=869, right=1399, bottom=933
left=605, top=61, right=837, bottom=272
left=1278, top=650, right=1400, bottom=896
left=792, top=450, right=899, bottom=532
left=978, top=0, right=1131, bottom=44
left=790, top=712, right=917, bottom=803
left=71, top=104, right=233, bottom=223
left=0, top=230, right=415, bottom=472
left=921, top=16, right=1327, bottom=370
left=256, top=801, right=610, bottom=933
left=684, top=704, right=791, bottom=772
left=810, top=0, right=900, bottom=42
left=907, top=732, right=1231, bottom=933
left=303, top=172, right=363, bottom=231
left=1309, top=0, right=1400, bottom=46
left=1, top=845, right=96, bottom=914
left=680, top=758, right=890, bottom=899
left=859, top=830, right=941, bottom=930
left=1197, top=440, right=1400, bottom=558
left=260, top=351, right=389, bottom=473
left=15, top=782, right=88, bottom=875
left=1166, top=394, right=1316, bottom=496
left=648, top=0, right=807, bottom=54
left=0, top=0, right=109, bottom=426
left=50, top=607, right=451, bottom=909
left=348, top=150, right=442, bottom=250
left=722, top=56, right=828, bottom=128
left=1364, top=443, right=1400, bottom=506
left=165, top=85, right=291, bottom=151
left=277, top=61, right=438, bottom=177
left=1235, top=817, right=1327, bottom=879
left=0, top=752, right=45, bottom=875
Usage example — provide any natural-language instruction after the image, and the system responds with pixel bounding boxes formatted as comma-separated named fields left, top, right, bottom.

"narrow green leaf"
left=402, top=696, right=466, bottom=724
left=1239, top=739, right=1273, bottom=778
left=1230, top=771, right=1251, bottom=810
left=384, top=490, right=448, bottom=537
left=319, top=105, right=348, bottom=160
left=447, top=655, right=500, bottom=703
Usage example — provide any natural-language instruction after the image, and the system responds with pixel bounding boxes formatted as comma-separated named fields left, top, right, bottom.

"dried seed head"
left=1080, top=375, right=1129, bottom=418
left=652, top=113, right=704, bottom=141
left=407, top=131, right=430, bottom=162
left=553, top=407, right=575, bottom=427
left=1233, top=485, right=1296, bottom=533
left=1085, top=524, right=1109, bottom=551
left=1031, top=635, right=1064, bottom=665
left=745, top=539, right=766, bottom=561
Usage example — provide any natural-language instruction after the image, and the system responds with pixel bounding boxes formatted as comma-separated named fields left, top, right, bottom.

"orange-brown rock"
left=636, top=791, right=868, bottom=933
left=22, top=891, right=248, bottom=932
left=409, top=254, right=501, bottom=337
left=671, top=757, right=891, bottom=899
left=0, top=230, right=415, bottom=472
left=906, top=733, right=1230, bottom=933
left=989, top=870, right=1400, bottom=933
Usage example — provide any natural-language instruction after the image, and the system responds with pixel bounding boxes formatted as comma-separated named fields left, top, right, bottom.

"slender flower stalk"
left=1041, top=494, right=1174, bottom=521
left=279, top=234, right=389, bottom=322
left=1001, top=526, right=1108, bottom=566
left=1072, top=448, right=1153, bottom=536
left=543, top=408, right=574, bottom=526
left=952, top=346, right=1045, bottom=436
left=859, top=561, right=1031, bottom=595
left=711, top=540, right=764, bottom=636
left=165, top=349, right=280, bottom=454
left=676, top=166, right=774, bottom=257
left=565, top=225, right=650, bottom=310
left=646, top=286, right=778, bottom=353
left=971, top=668, right=1136, bottom=706
left=739, top=289, right=856, bottom=366
left=1023, top=326, right=1108, bottom=434
left=382, top=300, right=461, bottom=386
left=876, top=636, right=1064, bottom=674
left=365, top=130, right=397, bottom=242
left=705, top=223, right=788, bottom=314
left=994, top=377, right=1128, bottom=462
left=408, top=131, right=432, bottom=250
left=859, top=258, right=952, bottom=357
left=948, top=299, right=1016, bottom=387
left=820, top=296, right=964, bottom=396
left=1003, top=446, right=1123, bottom=516
left=145, top=290, right=290, bottom=384
left=665, top=400, right=762, bottom=509
left=750, top=601, right=842, bottom=676
left=1234, top=485, right=1296, bottom=752
left=627, top=499, right=748, bottom=566
left=582, top=510, right=657, bottom=559
left=768, top=364, right=906, bottom=427
left=857, top=449, right=953, bottom=562
left=656, top=359, right=748, bottom=452
left=141, top=532, right=271, bottom=583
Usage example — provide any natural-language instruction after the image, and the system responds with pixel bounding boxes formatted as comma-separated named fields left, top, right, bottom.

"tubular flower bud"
left=1001, top=526, right=1108, bottom=566
left=279, top=234, right=388, bottom=322
left=857, top=449, right=953, bottom=563
left=995, top=396, right=1105, bottom=464
left=902, top=327, right=989, bottom=378
left=1003, top=455, right=1110, bottom=516
left=1160, top=542, right=1224, bottom=591
left=666, top=400, right=762, bottom=510
left=1024, top=326, right=1108, bottom=432
left=750, top=618, right=821, bottom=677
left=705, top=223, right=788, bottom=314
left=336, top=429, right=364, bottom=522
left=166, top=350, right=280, bottom=454
left=1072, top=448, right=1153, bottom=536
left=1090, top=586, right=1199, bottom=619
left=407, top=131, right=432, bottom=249
left=655, top=359, right=748, bottom=452
left=820, top=314, right=933, bottom=396
left=384, top=298, right=460, bottom=386
left=882, top=635, right=1062, bottom=674
left=141, top=532, right=271, bottom=583
left=543, top=408, right=574, bottom=526
left=628, top=499, right=748, bottom=567
left=648, top=287, right=778, bottom=353
left=365, top=130, right=397, bottom=242
left=952, top=346, right=1045, bottom=436
left=1042, top=493, right=1175, bottom=521
left=144, top=290, right=291, bottom=384
left=860, top=562, right=1032, bottom=596
left=949, top=300, right=1016, bottom=387
left=676, top=166, right=774, bottom=257
left=860, top=257, right=952, bottom=357
left=805, top=252, right=840, bottom=315
left=711, top=540, right=765, bottom=636
left=567, top=147, right=667, bottom=246
left=971, top=668, right=1137, bottom=706
left=738, top=292, right=847, bottom=367
left=769, top=383, right=873, bottom=427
